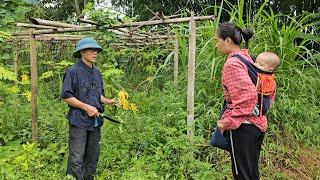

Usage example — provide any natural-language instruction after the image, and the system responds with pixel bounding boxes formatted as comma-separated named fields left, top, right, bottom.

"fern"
left=101, top=65, right=125, bottom=79
left=0, top=66, right=16, bottom=81
left=0, top=31, right=11, bottom=43
left=40, top=71, right=54, bottom=80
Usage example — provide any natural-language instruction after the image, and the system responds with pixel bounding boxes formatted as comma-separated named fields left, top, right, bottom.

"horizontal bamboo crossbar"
left=12, top=15, right=214, bottom=36
left=17, top=23, right=59, bottom=29
left=12, top=26, right=97, bottom=36
left=78, top=18, right=100, bottom=25
left=11, top=34, right=86, bottom=41
left=111, top=41, right=173, bottom=46
left=111, top=15, right=214, bottom=28
left=30, top=18, right=80, bottom=28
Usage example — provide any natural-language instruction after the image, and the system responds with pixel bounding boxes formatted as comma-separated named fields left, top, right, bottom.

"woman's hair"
left=216, top=22, right=254, bottom=48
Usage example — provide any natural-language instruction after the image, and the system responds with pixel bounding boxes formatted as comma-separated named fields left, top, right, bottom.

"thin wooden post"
left=13, top=42, right=19, bottom=81
left=13, top=42, right=19, bottom=121
left=173, top=36, right=179, bottom=87
left=30, top=29, right=38, bottom=142
left=187, top=12, right=196, bottom=139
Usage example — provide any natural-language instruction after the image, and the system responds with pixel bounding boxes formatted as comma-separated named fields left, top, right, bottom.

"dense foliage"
left=110, top=0, right=320, bottom=21
left=0, top=0, right=319, bottom=179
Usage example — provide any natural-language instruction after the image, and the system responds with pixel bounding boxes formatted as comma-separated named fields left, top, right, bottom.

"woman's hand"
left=217, top=120, right=232, bottom=132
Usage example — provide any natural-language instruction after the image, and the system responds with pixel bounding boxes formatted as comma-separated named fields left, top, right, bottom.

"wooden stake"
left=13, top=42, right=19, bottom=80
left=30, top=29, right=38, bottom=142
left=173, top=36, right=179, bottom=87
left=187, top=12, right=196, bottom=139
left=13, top=42, right=19, bottom=122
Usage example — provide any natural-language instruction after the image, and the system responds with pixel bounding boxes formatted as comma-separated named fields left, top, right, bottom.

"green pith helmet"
left=73, top=38, right=103, bottom=58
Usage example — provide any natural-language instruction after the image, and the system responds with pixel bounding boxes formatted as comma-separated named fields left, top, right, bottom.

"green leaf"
left=0, top=66, right=16, bottom=81
left=294, top=32, right=319, bottom=41
left=40, top=71, right=54, bottom=80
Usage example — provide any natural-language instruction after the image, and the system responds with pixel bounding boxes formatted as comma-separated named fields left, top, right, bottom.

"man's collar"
left=78, top=59, right=94, bottom=72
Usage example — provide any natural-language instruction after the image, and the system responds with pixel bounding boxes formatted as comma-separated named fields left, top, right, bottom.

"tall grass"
left=169, top=0, right=320, bottom=178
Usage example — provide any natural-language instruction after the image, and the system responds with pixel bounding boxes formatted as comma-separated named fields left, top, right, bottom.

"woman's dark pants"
left=230, top=124, right=265, bottom=180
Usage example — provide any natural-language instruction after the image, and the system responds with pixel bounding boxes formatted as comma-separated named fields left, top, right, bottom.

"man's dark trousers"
left=67, top=123, right=101, bottom=180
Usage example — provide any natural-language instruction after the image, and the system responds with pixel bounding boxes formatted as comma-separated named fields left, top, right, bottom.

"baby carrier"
left=232, top=54, right=276, bottom=117
left=210, top=54, right=277, bottom=175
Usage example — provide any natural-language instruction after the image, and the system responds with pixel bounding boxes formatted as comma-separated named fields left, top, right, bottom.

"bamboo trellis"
left=10, top=12, right=214, bottom=142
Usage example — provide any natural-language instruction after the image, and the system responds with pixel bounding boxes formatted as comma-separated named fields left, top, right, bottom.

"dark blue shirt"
left=61, top=60, right=104, bottom=130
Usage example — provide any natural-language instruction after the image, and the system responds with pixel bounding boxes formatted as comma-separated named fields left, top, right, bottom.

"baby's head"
left=255, top=52, right=280, bottom=73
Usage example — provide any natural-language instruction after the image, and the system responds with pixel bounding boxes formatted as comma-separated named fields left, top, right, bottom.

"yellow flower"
left=118, top=90, right=130, bottom=109
left=130, top=103, right=137, bottom=113
left=21, top=74, right=29, bottom=82
left=117, top=90, right=138, bottom=112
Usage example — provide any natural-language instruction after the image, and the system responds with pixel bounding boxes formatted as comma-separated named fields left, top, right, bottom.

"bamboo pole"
left=12, top=26, right=97, bottom=36
left=13, top=42, right=19, bottom=122
left=17, top=23, right=58, bottom=29
left=13, top=34, right=86, bottom=41
left=13, top=15, right=214, bottom=36
left=13, top=43, right=19, bottom=80
left=30, top=18, right=79, bottom=28
left=111, top=41, right=173, bottom=46
left=30, top=29, right=38, bottom=142
left=112, top=15, right=214, bottom=28
left=130, top=14, right=159, bottom=32
left=22, top=36, right=83, bottom=41
left=118, top=34, right=183, bottom=40
left=173, top=36, right=179, bottom=87
left=187, top=12, right=196, bottom=139
left=116, top=28, right=150, bottom=38
left=78, top=18, right=100, bottom=25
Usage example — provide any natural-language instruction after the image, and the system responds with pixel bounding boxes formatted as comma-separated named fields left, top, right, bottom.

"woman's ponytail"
left=241, top=28, right=254, bottom=48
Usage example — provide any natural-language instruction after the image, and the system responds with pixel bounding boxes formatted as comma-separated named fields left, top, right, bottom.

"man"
left=61, top=37, right=115, bottom=179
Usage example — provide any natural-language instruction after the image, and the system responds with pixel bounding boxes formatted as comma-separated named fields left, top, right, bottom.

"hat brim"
left=73, top=43, right=103, bottom=58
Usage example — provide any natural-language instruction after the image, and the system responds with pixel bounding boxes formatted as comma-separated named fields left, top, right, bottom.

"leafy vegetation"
left=0, top=0, right=319, bottom=179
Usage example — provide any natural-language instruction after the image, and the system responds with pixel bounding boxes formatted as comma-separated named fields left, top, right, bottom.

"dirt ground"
left=281, top=147, right=320, bottom=180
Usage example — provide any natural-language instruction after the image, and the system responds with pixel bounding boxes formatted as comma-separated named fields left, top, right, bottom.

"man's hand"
left=101, top=95, right=116, bottom=105
left=84, top=104, right=99, bottom=117
left=106, top=98, right=116, bottom=105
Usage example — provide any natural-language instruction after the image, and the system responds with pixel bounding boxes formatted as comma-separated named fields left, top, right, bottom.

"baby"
left=252, top=51, right=280, bottom=117
left=254, top=51, right=281, bottom=72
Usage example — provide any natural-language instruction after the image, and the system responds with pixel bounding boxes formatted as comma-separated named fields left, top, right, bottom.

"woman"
left=215, top=22, right=275, bottom=180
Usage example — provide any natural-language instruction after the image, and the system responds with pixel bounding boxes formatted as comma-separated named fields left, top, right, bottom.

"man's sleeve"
left=61, top=68, right=76, bottom=99
left=220, top=59, right=258, bottom=129
left=100, top=72, right=105, bottom=97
